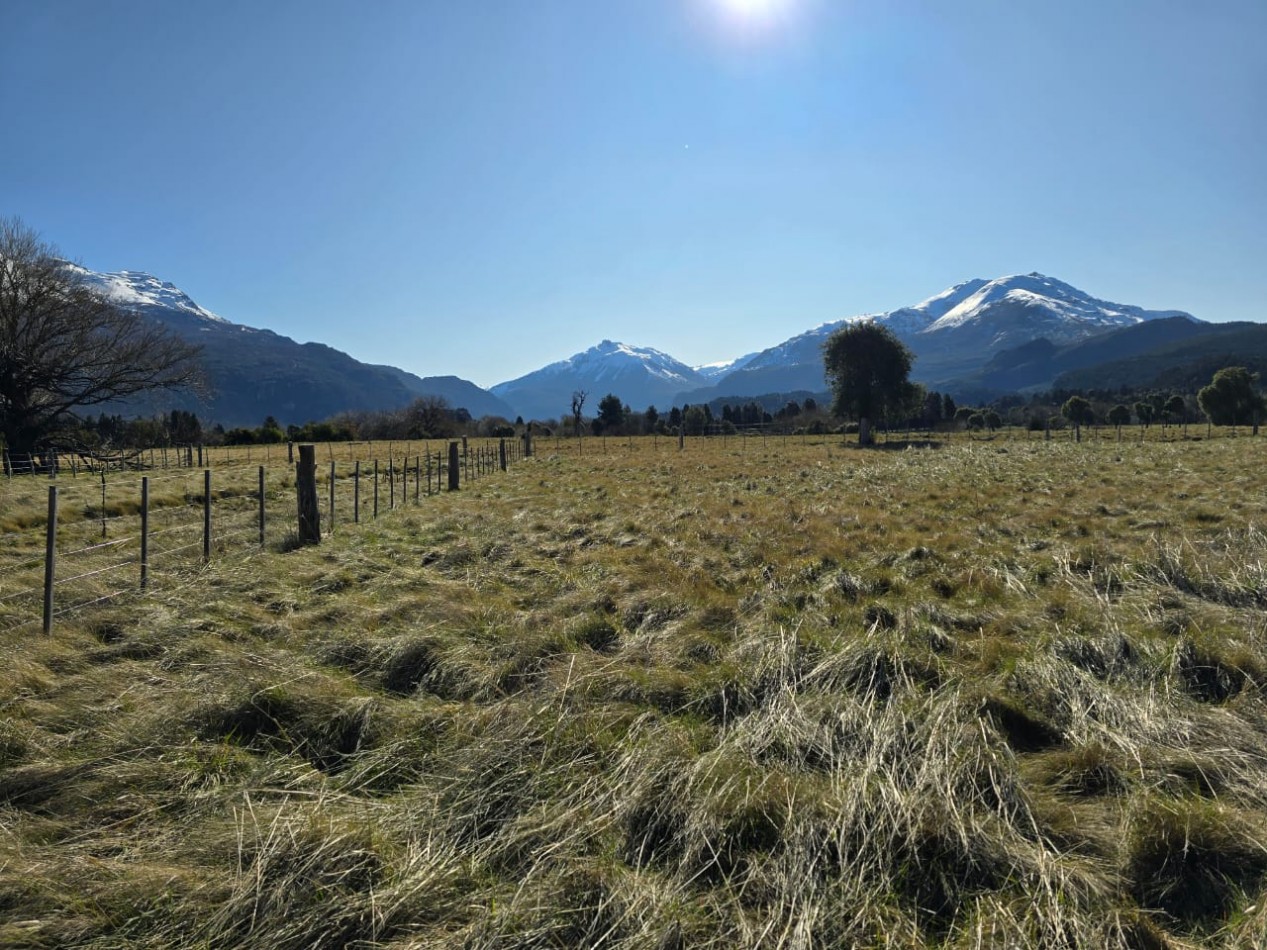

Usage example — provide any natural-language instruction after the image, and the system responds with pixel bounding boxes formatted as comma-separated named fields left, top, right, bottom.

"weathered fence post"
left=353, top=461, right=361, bottom=524
left=203, top=469, right=213, bottom=561
left=140, top=476, right=149, bottom=590
left=100, top=470, right=107, bottom=538
left=414, top=456, right=421, bottom=503
left=448, top=441, right=460, bottom=491
left=43, top=486, right=58, bottom=635
left=197, top=444, right=204, bottom=467
left=389, top=457, right=395, bottom=509
left=296, top=445, right=321, bottom=545
left=257, top=466, right=264, bottom=547
left=500, top=439, right=507, bottom=472
left=373, top=460, right=380, bottom=519
left=522, top=430, right=533, bottom=458
left=679, top=429, right=685, bottom=451
left=288, top=442, right=295, bottom=465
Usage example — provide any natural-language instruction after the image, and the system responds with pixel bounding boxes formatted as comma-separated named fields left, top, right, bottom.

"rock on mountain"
left=491, top=340, right=708, bottom=421
left=69, top=266, right=512, bottom=428
left=681, top=273, right=1197, bottom=402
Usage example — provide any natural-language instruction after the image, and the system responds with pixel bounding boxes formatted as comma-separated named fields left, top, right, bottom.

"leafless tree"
left=0, top=218, right=203, bottom=464
left=570, top=389, right=588, bottom=437
left=402, top=394, right=457, bottom=438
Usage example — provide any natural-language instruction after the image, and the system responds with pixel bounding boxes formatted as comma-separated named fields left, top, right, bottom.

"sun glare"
left=706, top=0, right=798, bottom=38
left=718, top=0, right=784, bottom=18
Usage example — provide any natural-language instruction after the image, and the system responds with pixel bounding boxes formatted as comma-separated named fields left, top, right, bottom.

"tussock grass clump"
left=1127, top=797, right=1267, bottom=927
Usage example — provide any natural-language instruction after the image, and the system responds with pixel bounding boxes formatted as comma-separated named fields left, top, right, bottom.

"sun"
left=715, top=0, right=787, bottom=20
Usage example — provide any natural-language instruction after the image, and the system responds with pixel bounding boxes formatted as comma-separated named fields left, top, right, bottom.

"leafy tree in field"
left=683, top=405, right=708, bottom=436
left=984, top=410, right=1002, bottom=431
left=1108, top=404, right=1131, bottom=437
left=1164, top=395, right=1186, bottom=429
left=596, top=393, right=625, bottom=435
left=967, top=411, right=986, bottom=431
left=643, top=405, right=659, bottom=434
left=668, top=406, right=682, bottom=430
left=1061, top=395, right=1094, bottom=440
left=168, top=410, right=202, bottom=444
left=942, top=393, right=957, bottom=421
left=1198, top=367, right=1265, bottom=433
left=923, top=390, right=944, bottom=426
left=822, top=322, right=916, bottom=446
left=258, top=416, right=285, bottom=444
left=1133, top=401, right=1154, bottom=428
left=954, top=406, right=975, bottom=429
left=0, top=218, right=201, bottom=464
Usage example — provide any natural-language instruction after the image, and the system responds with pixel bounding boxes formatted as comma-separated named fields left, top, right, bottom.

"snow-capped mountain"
left=694, top=351, right=760, bottom=380
left=924, top=273, right=1190, bottom=335
left=65, top=265, right=228, bottom=325
left=491, top=340, right=708, bottom=421
left=685, top=273, right=1198, bottom=400
left=65, top=265, right=513, bottom=426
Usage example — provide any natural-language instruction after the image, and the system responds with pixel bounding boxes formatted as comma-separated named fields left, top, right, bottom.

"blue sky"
left=3, top=0, right=1264, bottom=388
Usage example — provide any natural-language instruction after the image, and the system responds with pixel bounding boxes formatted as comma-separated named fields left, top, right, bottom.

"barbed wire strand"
left=54, top=559, right=137, bottom=586
left=0, top=587, right=41, bottom=605
left=53, top=588, right=132, bottom=616
left=59, top=536, right=137, bottom=558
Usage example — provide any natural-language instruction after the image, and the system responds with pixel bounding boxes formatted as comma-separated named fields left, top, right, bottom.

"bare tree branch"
left=0, top=217, right=203, bottom=457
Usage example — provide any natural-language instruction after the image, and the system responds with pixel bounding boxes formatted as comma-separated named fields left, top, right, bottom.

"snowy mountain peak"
left=534, top=340, right=703, bottom=385
left=64, top=263, right=227, bottom=324
left=490, top=340, right=711, bottom=420
left=925, top=272, right=1193, bottom=334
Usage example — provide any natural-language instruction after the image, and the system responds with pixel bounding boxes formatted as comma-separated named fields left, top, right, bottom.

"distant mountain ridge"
left=69, top=266, right=514, bottom=428
left=674, top=273, right=1199, bottom=404
left=68, top=263, right=1242, bottom=427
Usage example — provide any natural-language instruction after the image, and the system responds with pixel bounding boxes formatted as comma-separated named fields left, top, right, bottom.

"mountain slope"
left=491, top=340, right=708, bottom=421
left=70, top=267, right=508, bottom=428
left=944, top=317, right=1214, bottom=396
left=1053, top=322, right=1267, bottom=392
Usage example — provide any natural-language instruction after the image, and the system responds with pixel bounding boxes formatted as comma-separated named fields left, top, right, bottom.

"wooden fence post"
left=373, top=460, right=380, bottom=518
left=43, top=486, right=58, bottom=635
left=329, top=461, right=336, bottom=530
left=203, top=469, right=212, bottom=561
left=296, top=445, right=321, bottom=545
left=353, top=460, right=361, bottom=523
left=258, top=466, right=266, bottom=547
left=500, top=439, right=507, bottom=472
left=448, top=442, right=460, bottom=491
left=389, top=457, right=395, bottom=509
left=140, top=476, right=149, bottom=590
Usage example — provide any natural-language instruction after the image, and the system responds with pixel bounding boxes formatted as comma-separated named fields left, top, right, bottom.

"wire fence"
left=0, top=436, right=527, bottom=636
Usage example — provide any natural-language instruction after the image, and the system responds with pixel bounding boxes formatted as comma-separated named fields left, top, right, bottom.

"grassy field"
left=3, top=432, right=1267, bottom=948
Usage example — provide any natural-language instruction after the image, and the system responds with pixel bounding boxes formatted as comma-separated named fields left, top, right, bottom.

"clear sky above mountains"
left=3, top=0, right=1264, bottom=389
